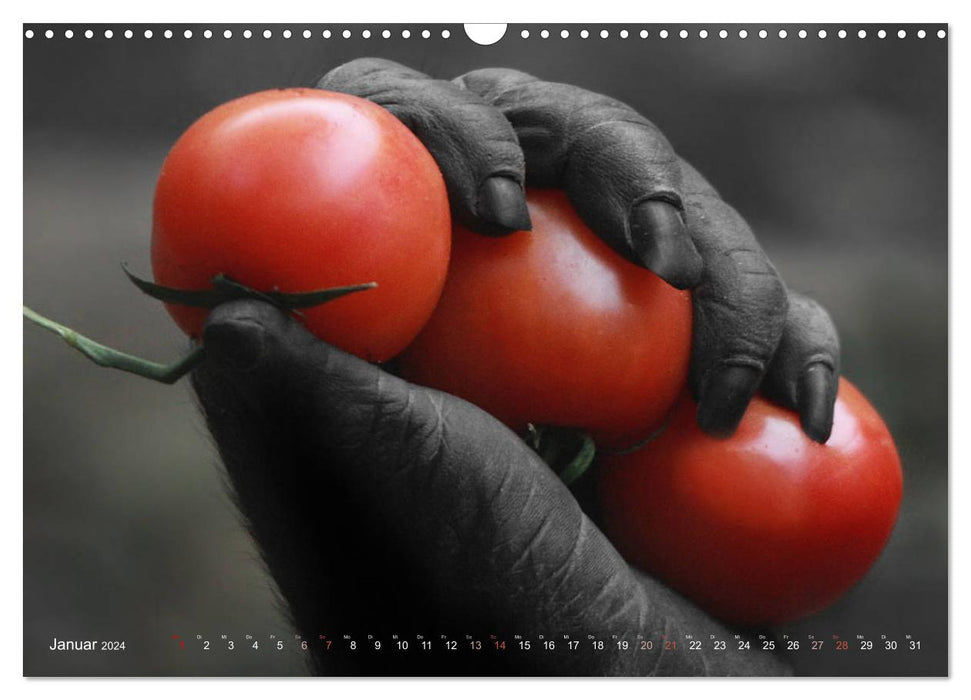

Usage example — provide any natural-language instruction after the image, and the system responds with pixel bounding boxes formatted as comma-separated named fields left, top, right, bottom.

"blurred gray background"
left=23, top=24, right=947, bottom=676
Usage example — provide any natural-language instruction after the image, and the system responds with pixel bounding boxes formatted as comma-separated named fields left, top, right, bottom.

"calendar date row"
left=180, top=634, right=924, bottom=654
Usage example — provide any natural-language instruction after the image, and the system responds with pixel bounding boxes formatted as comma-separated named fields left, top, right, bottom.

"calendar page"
left=22, top=22, right=948, bottom=677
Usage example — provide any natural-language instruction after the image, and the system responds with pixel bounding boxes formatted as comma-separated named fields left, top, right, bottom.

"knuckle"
left=694, top=268, right=788, bottom=370
left=455, top=68, right=537, bottom=99
left=784, top=292, right=840, bottom=357
left=567, top=122, right=680, bottom=194
left=719, top=248, right=788, bottom=314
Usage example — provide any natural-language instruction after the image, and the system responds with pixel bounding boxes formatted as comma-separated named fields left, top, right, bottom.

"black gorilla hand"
left=192, top=300, right=790, bottom=677
left=318, top=59, right=840, bottom=442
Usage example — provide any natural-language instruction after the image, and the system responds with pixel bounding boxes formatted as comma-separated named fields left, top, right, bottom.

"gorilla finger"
left=318, top=58, right=529, bottom=235
left=457, top=68, right=702, bottom=288
left=681, top=161, right=789, bottom=436
left=761, top=291, right=841, bottom=443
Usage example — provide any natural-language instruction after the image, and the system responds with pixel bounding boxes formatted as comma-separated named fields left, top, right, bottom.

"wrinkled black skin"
left=191, top=61, right=841, bottom=676
left=193, top=301, right=790, bottom=676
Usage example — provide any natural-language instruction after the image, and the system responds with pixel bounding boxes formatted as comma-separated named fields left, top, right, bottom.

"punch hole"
left=85, top=29, right=93, bottom=39
left=738, top=29, right=748, bottom=38
left=243, top=29, right=252, bottom=39
left=600, top=29, right=609, bottom=39
left=937, top=29, right=946, bottom=38
left=560, top=29, right=570, bottom=39
left=183, top=29, right=192, bottom=39
left=541, top=29, right=550, bottom=39
left=204, top=29, right=212, bottom=39
left=64, top=29, right=74, bottom=39
left=125, top=29, right=133, bottom=39
left=818, top=29, right=827, bottom=39
left=25, top=29, right=34, bottom=38
left=343, top=29, right=352, bottom=39
left=918, top=29, right=926, bottom=38
left=877, top=29, right=886, bottom=39
left=402, top=29, right=411, bottom=39
left=163, top=29, right=172, bottom=39
left=580, top=29, right=589, bottom=39
left=144, top=29, right=154, bottom=39
left=520, top=29, right=529, bottom=39
left=620, top=29, right=629, bottom=38
left=422, top=29, right=431, bottom=39
left=283, top=29, right=292, bottom=39
left=464, top=24, right=506, bottom=45
left=264, top=30, right=273, bottom=39
left=303, top=29, right=311, bottom=39
left=640, top=30, right=648, bottom=38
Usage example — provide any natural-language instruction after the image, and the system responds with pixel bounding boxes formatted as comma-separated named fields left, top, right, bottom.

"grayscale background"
left=23, top=23, right=948, bottom=676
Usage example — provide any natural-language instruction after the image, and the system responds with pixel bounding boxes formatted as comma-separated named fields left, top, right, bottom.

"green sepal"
left=123, top=263, right=377, bottom=310
left=122, top=264, right=228, bottom=308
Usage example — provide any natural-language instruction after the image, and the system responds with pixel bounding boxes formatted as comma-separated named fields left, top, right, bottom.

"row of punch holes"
left=23, top=25, right=948, bottom=43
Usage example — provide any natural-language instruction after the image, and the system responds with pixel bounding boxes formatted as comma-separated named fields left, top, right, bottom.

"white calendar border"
left=3, top=0, right=964, bottom=697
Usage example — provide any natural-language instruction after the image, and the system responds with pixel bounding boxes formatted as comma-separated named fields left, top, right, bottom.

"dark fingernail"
left=476, top=175, right=531, bottom=234
left=629, top=200, right=703, bottom=290
left=203, top=318, right=267, bottom=373
left=696, top=365, right=762, bottom=437
left=798, top=363, right=836, bottom=443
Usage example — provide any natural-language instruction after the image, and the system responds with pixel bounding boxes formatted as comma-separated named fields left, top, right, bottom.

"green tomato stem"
left=23, top=305, right=205, bottom=385
left=596, top=418, right=671, bottom=457
left=526, top=424, right=597, bottom=486
left=25, top=272, right=378, bottom=385
left=557, top=432, right=596, bottom=486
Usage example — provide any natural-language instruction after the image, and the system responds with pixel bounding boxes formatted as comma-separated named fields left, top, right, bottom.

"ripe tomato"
left=151, top=89, right=451, bottom=362
left=597, top=378, right=903, bottom=626
left=398, top=189, right=693, bottom=449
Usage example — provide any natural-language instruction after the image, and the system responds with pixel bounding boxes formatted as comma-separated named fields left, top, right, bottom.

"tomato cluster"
left=151, top=90, right=903, bottom=627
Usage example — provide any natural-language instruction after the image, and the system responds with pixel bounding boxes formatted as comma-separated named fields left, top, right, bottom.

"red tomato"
left=398, top=189, right=693, bottom=448
left=597, top=378, right=903, bottom=626
left=151, top=89, right=451, bottom=362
